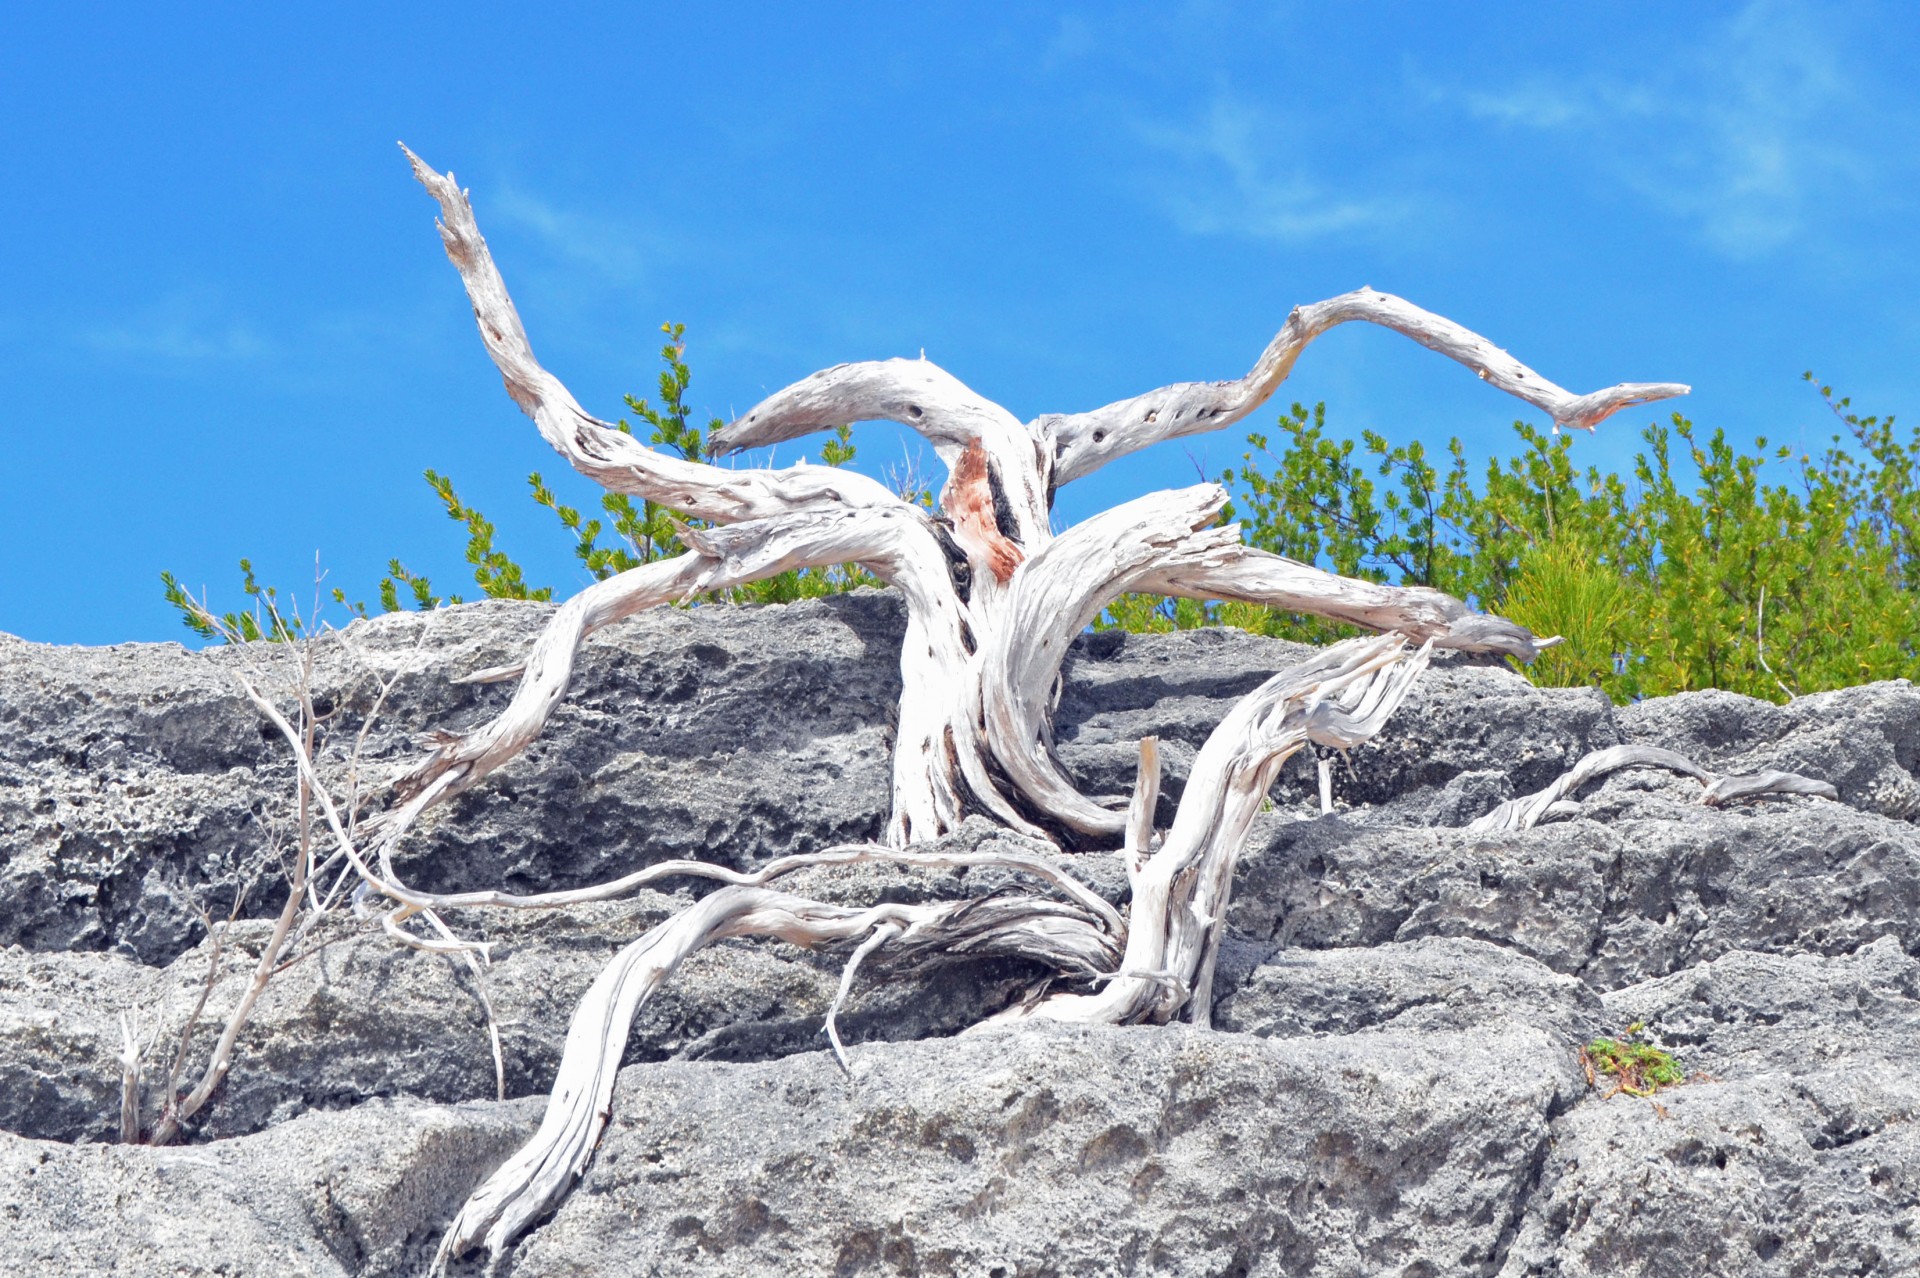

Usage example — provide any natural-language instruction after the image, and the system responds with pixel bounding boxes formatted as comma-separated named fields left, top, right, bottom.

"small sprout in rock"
left=1580, top=1021, right=1687, bottom=1099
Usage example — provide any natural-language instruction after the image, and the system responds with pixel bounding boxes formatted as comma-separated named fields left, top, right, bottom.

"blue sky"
left=5, top=1, right=1916, bottom=644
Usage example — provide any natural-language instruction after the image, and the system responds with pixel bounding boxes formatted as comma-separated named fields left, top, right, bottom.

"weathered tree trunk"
left=397, top=146, right=1685, bottom=857
left=369, top=146, right=1703, bottom=1265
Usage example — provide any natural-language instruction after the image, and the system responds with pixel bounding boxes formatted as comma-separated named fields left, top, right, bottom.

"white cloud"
left=1446, top=0, right=1897, bottom=258
left=1457, top=78, right=1657, bottom=131
left=1138, top=95, right=1413, bottom=243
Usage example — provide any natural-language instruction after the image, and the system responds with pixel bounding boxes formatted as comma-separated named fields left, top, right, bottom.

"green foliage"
left=164, top=331, right=1916, bottom=703
left=161, top=560, right=303, bottom=643
left=378, top=560, right=443, bottom=613
left=1582, top=1022, right=1687, bottom=1098
left=1500, top=539, right=1636, bottom=690
left=1110, top=382, right=1919, bottom=703
left=424, top=468, right=552, bottom=602
left=165, top=324, right=881, bottom=642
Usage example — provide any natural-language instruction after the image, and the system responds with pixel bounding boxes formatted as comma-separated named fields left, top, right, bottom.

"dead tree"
left=336, top=147, right=1699, bottom=1262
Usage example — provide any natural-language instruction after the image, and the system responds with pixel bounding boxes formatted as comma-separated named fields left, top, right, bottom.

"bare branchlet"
left=112, top=581, right=495, bottom=1143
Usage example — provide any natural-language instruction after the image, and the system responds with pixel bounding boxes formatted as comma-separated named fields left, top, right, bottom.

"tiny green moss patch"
left=1581, top=1021, right=1687, bottom=1098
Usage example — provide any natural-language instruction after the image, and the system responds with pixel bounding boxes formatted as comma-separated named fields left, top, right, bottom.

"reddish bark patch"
left=945, top=444, right=1025, bottom=583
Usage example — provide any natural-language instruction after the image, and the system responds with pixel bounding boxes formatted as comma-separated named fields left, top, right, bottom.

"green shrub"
left=1103, top=378, right=1919, bottom=702
left=164, top=324, right=882, bottom=641
left=171, top=341, right=1917, bottom=705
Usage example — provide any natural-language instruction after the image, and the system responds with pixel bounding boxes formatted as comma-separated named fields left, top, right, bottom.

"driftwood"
left=240, top=146, right=1724, bottom=1263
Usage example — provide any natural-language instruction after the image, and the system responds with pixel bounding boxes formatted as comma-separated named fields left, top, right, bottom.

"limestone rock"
left=1, top=599, right=1915, bottom=1276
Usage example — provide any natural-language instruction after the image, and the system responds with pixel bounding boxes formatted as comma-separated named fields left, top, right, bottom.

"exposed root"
left=826, top=923, right=903, bottom=1076
left=436, top=886, right=1120, bottom=1264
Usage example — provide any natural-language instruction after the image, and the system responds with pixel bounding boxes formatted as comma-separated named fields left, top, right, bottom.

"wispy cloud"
left=1042, top=13, right=1098, bottom=69
left=81, top=292, right=269, bottom=366
left=1137, top=95, right=1413, bottom=243
left=1456, top=79, right=1658, bottom=130
left=1444, top=0, right=1898, bottom=258
left=490, top=186, right=670, bottom=289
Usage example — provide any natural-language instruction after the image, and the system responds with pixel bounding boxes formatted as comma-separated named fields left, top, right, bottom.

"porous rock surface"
left=0, top=592, right=1916, bottom=1276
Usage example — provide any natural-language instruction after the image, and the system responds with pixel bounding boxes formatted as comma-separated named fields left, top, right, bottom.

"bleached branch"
left=403, top=145, right=907, bottom=521
left=1038, top=287, right=1689, bottom=487
left=1468, top=743, right=1838, bottom=833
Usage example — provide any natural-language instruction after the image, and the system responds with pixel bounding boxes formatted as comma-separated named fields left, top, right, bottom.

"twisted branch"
left=1038, top=287, right=1689, bottom=487
left=404, top=145, right=906, bottom=522
left=436, top=885, right=1119, bottom=1263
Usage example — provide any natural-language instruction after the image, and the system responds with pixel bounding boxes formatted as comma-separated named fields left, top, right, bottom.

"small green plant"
left=161, top=559, right=305, bottom=643
left=165, top=324, right=890, bottom=642
left=1581, top=1022, right=1687, bottom=1098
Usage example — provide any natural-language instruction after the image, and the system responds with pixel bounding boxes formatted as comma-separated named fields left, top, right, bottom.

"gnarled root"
left=436, top=884, right=1118, bottom=1263
left=434, top=633, right=1430, bottom=1263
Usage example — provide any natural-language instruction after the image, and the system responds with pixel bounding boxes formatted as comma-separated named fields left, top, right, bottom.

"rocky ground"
left=0, top=590, right=1915, bottom=1276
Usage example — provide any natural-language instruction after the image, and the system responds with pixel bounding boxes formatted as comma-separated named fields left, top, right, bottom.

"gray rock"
left=0, top=593, right=904, bottom=965
left=1492, top=940, right=1920, bottom=1276
left=1228, top=791, right=1920, bottom=991
left=1499, top=1064, right=1920, bottom=1277
left=2, top=599, right=1918, bottom=1276
left=0, top=1096, right=539, bottom=1278
left=492, top=1022, right=1579, bottom=1278
left=1214, top=936, right=1604, bottom=1045
left=1600, top=935, right=1920, bottom=1086
left=0, top=877, right=1053, bottom=1144
left=1056, top=632, right=1619, bottom=833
